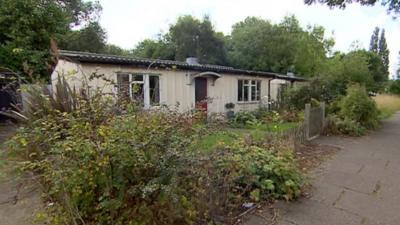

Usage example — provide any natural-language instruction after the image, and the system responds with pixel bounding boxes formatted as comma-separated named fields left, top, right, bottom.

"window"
left=238, top=79, right=261, bottom=102
left=149, top=75, right=160, bottom=105
left=117, top=73, right=160, bottom=107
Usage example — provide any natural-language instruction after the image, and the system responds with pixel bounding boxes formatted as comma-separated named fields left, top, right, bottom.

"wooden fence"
left=266, top=102, right=326, bottom=148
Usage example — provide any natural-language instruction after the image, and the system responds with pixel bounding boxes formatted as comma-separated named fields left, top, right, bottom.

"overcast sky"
left=98, top=0, right=399, bottom=78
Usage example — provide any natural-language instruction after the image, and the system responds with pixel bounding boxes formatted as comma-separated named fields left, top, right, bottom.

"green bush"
left=253, top=108, right=302, bottom=124
left=216, top=141, right=302, bottom=202
left=326, top=115, right=366, bottom=136
left=284, top=77, right=346, bottom=110
left=339, top=85, right=379, bottom=129
left=7, top=77, right=303, bottom=225
left=231, top=111, right=257, bottom=125
left=389, top=80, right=400, bottom=95
left=9, top=111, right=302, bottom=224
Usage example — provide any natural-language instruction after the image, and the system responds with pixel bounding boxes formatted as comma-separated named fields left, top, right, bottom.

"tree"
left=319, top=50, right=377, bottom=93
left=168, top=15, right=226, bottom=64
left=60, top=22, right=107, bottom=53
left=378, top=29, right=390, bottom=75
left=133, top=39, right=175, bottom=60
left=369, top=27, right=380, bottom=53
left=368, top=28, right=389, bottom=81
left=227, top=15, right=333, bottom=76
left=54, top=0, right=102, bottom=26
left=103, top=44, right=131, bottom=56
left=343, top=51, right=374, bottom=90
left=397, top=51, right=400, bottom=79
left=132, top=15, right=226, bottom=65
left=227, top=17, right=275, bottom=71
left=304, top=0, right=400, bottom=15
left=350, top=50, right=387, bottom=91
left=0, top=0, right=101, bottom=80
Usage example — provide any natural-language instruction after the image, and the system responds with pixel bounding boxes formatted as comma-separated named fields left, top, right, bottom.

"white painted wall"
left=51, top=60, right=288, bottom=113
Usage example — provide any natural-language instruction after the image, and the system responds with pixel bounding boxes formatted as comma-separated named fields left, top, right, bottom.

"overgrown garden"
left=4, top=77, right=304, bottom=225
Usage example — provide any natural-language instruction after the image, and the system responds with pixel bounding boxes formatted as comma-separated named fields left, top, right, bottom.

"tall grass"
left=373, top=94, right=400, bottom=119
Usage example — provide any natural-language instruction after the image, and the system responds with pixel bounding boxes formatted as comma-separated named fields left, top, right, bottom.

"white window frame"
left=238, top=79, right=261, bottom=103
left=121, top=73, right=159, bottom=108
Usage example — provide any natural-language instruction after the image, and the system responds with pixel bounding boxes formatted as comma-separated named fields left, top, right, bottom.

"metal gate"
left=305, top=102, right=326, bottom=139
left=0, top=70, right=19, bottom=121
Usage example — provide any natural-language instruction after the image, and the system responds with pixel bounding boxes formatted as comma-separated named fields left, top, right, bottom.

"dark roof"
left=58, top=50, right=307, bottom=82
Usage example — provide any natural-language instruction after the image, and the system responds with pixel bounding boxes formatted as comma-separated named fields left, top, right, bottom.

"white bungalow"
left=51, top=50, right=306, bottom=113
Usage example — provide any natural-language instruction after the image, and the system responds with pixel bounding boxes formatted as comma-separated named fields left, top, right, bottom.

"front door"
left=195, top=77, right=207, bottom=112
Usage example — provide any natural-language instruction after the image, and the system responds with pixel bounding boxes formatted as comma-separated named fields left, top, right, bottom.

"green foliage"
left=231, top=111, right=258, bottom=125
left=339, top=85, right=379, bottom=129
left=304, top=0, right=400, bottom=16
left=227, top=15, right=333, bottom=76
left=133, top=39, right=175, bottom=60
left=397, top=51, right=400, bottom=80
left=285, top=49, right=386, bottom=111
left=101, top=44, right=131, bottom=56
left=285, top=78, right=343, bottom=110
left=326, top=115, right=366, bottom=136
left=389, top=80, right=400, bottom=95
left=379, top=29, right=390, bottom=75
left=7, top=76, right=303, bottom=224
left=369, top=27, right=380, bottom=53
left=342, top=51, right=375, bottom=91
left=133, top=15, right=226, bottom=65
left=217, top=141, right=303, bottom=201
left=59, top=22, right=107, bottom=53
left=169, top=15, right=227, bottom=64
left=132, top=14, right=335, bottom=77
left=0, top=0, right=102, bottom=79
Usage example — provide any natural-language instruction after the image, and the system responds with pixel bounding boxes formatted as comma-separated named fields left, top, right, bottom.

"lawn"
left=192, top=122, right=300, bottom=152
left=373, top=94, right=400, bottom=119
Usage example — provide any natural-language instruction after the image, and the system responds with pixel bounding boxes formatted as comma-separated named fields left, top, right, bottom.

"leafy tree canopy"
left=59, top=21, right=107, bottom=53
left=304, top=0, right=400, bottom=15
left=226, top=15, right=334, bottom=76
left=133, top=15, right=227, bottom=65
left=133, top=39, right=175, bottom=60
left=0, top=0, right=102, bottom=80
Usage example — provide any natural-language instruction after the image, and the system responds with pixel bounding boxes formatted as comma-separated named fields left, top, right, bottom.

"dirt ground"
left=0, top=123, right=41, bottom=225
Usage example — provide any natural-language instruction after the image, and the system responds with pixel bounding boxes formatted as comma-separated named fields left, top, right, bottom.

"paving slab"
left=276, top=199, right=363, bottom=225
left=244, top=113, right=400, bottom=225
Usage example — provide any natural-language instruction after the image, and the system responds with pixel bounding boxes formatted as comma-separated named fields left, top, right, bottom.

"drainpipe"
left=268, top=78, right=274, bottom=111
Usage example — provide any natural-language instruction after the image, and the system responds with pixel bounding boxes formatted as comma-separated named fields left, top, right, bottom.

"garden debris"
left=295, top=142, right=340, bottom=172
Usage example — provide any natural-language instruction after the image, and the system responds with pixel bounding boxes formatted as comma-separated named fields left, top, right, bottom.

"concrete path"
left=245, top=113, right=400, bottom=225
left=0, top=125, right=41, bottom=225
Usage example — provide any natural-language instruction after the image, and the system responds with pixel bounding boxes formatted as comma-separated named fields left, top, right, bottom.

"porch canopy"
left=189, top=71, right=222, bottom=86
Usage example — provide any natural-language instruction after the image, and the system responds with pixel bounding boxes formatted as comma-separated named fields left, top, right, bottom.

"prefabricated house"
left=51, top=50, right=306, bottom=113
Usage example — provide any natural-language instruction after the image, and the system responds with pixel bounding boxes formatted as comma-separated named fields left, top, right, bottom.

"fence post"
left=320, top=102, right=326, bottom=129
left=305, top=103, right=311, bottom=140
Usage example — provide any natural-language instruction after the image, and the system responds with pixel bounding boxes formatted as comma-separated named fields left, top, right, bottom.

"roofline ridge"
left=57, top=50, right=307, bottom=81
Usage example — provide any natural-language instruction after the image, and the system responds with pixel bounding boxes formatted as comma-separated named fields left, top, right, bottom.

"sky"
left=98, top=0, right=399, bottom=78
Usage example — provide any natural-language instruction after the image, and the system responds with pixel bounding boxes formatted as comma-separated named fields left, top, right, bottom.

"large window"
left=238, top=79, right=261, bottom=102
left=117, top=73, right=160, bottom=107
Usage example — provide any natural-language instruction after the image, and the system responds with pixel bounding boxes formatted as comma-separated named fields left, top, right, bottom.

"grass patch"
left=191, top=131, right=239, bottom=153
left=253, top=122, right=299, bottom=132
left=193, top=122, right=299, bottom=153
left=373, top=94, right=400, bottom=119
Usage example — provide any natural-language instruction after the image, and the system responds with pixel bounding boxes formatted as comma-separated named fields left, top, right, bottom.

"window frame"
left=117, top=72, right=160, bottom=108
left=237, top=79, right=261, bottom=103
